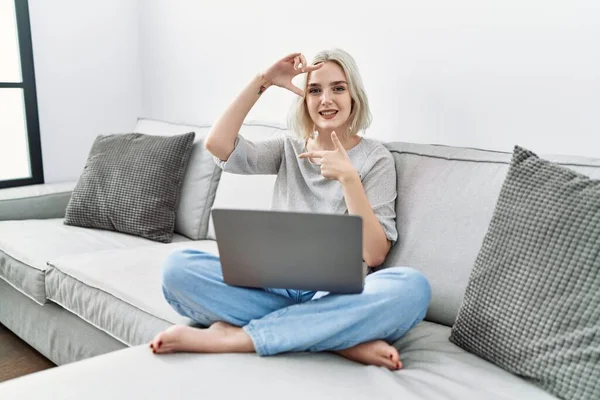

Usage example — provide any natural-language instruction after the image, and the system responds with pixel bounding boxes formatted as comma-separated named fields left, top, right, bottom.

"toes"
left=149, top=333, right=166, bottom=352
left=150, top=340, right=160, bottom=354
left=382, top=354, right=402, bottom=370
left=383, top=357, right=402, bottom=370
left=153, top=340, right=173, bottom=354
left=382, top=356, right=397, bottom=370
left=377, top=343, right=399, bottom=362
left=388, top=346, right=400, bottom=363
left=154, top=345, right=172, bottom=354
left=379, top=344, right=402, bottom=370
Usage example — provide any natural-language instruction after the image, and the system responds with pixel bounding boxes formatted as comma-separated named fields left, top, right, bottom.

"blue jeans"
left=161, top=249, right=431, bottom=356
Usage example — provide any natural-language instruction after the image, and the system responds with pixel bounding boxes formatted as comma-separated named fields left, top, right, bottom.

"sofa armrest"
left=0, top=181, right=76, bottom=221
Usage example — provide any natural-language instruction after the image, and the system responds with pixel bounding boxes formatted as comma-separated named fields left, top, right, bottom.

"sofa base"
left=0, top=277, right=125, bottom=366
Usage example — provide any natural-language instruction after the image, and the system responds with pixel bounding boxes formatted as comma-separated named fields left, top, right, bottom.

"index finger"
left=298, top=151, right=327, bottom=159
left=331, top=131, right=344, bottom=150
left=304, top=62, right=324, bottom=73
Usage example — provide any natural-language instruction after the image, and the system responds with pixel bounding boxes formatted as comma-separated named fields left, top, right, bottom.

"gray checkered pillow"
left=449, top=146, right=600, bottom=400
left=64, top=132, right=195, bottom=243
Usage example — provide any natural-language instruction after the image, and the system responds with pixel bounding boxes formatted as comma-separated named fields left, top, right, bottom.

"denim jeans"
left=161, top=249, right=432, bottom=356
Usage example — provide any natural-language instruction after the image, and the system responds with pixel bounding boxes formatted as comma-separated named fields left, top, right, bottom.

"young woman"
left=149, top=49, right=431, bottom=371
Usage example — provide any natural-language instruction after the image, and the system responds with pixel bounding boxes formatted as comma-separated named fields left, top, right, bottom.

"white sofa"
left=1, top=118, right=599, bottom=399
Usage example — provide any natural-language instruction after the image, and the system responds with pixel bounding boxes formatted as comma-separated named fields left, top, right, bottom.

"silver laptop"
left=211, top=208, right=364, bottom=294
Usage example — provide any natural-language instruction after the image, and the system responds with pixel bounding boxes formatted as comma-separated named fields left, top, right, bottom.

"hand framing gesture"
left=262, top=52, right=324, bottom=97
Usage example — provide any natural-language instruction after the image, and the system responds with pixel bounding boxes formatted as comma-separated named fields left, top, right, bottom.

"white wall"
left=29, top=0, right=142, bottom=183
left=138, top=0, right=600, bottom=158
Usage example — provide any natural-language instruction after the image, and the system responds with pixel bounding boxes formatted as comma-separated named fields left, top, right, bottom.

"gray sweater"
left=214, top=134, right=398, bottom=245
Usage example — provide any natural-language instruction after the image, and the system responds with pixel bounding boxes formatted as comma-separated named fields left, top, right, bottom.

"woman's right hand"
left=261, top=52, right=324, bottom=97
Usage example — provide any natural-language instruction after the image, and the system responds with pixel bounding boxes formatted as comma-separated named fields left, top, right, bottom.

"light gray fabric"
left=64, top=132, right=195, bottom=243
left=0, top=278, right=125, bottom=366
left=134, top=118, right=222, bottom=240
left=0, top=321, right=558, bottom=400
left=383, top=142, right=600, bottom=327
left=214, top=134, right=398, bottom=245
left=0, top=218, right=190, bottom=304
left=206, top=122, right=288, bottom=240
left=0, top=248, right=46, bottom=305
left=450, top=146, right=600, bottom=400
left=45, top=241, right=220, bottom=345
left=0, top=181, right=75, bottom=221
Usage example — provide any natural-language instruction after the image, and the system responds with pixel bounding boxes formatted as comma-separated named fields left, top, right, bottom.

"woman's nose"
left=320, top=90, right=332, bottom=104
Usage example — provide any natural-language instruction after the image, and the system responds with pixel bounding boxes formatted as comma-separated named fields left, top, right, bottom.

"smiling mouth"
left=319, top=110, right=338, bottom=118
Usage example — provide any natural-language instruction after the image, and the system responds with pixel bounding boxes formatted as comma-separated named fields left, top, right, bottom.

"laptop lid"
left=211, top=208, right=364, bottom=294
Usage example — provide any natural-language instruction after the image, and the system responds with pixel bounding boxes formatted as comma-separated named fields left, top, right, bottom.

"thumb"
left=284, top=82, right=304, bottom=97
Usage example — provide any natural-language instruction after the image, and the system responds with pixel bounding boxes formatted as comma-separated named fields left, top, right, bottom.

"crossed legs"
left=150, top=249, right=431, bottom=370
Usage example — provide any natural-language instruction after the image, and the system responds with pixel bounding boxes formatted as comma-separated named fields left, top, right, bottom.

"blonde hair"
left=288, top=48, right=372, bottom=140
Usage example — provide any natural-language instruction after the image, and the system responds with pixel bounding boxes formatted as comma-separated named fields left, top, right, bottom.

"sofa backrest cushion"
left=383, top=142, right=600, bottom=327
left=205, top=122, right=290, bottom=240
left=133, top=118, right=221, bottom=240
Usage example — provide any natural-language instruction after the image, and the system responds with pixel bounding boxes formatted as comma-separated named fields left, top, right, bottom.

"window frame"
left=0, top=0, right=43, bottom=189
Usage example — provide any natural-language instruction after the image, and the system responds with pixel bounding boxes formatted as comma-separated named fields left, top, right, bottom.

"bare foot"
left=335, top=340, right=402, bottom=370
left=149, top=321, right=255, bottom=354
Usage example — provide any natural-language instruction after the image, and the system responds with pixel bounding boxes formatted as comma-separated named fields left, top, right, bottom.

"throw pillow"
left=449, top=146, right=600, bottom=400
left=64, top=132, right=195, bottom=243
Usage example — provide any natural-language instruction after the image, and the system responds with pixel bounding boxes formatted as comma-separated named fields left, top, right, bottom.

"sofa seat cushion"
left=396, top=322, right=559, bottom=399
left=0, top=321, right=559, bottom=400
left=45, top=241, right=219, bottom=346
left=0, top=218, right=190, bottom=305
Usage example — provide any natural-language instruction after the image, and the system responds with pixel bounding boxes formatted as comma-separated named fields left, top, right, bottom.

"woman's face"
left=305, top=61, right=353, bottom=134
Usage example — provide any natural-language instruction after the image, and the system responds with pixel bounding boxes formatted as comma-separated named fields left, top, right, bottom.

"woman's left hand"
left=298, top=132, right=359, bottom=183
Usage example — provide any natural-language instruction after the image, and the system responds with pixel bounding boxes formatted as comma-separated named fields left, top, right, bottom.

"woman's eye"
left=334, top=86, right=346, bottom=92
left=308, top=88, right=321, bottom=94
